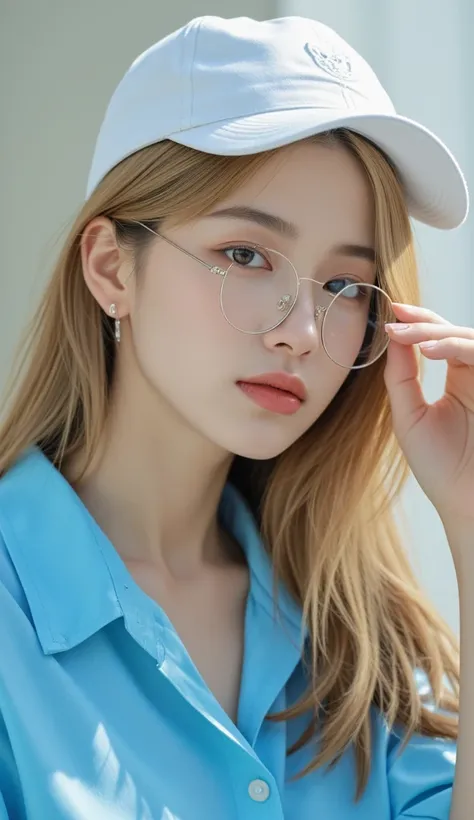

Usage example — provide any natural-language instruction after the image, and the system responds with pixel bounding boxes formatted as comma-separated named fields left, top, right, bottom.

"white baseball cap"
left=86, top=15, right=469, bottom=230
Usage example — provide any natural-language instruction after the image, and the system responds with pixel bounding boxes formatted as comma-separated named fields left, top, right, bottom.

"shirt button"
left=248, top=779, right=270, bottom=802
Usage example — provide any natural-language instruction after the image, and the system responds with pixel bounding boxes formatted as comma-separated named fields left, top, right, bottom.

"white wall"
left=278, top=0, right=474, bottom=634
left=2, top=0, right=471, bottom=633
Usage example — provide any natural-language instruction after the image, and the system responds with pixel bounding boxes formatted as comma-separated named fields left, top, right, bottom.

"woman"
left=0, top=14, right=472, bottom=820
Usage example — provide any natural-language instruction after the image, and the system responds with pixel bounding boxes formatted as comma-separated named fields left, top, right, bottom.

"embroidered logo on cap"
left=305, top=42, right=353, bottom=81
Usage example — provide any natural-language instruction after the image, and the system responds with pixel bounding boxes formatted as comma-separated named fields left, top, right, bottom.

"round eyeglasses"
left=133, top=221, right=396, bottom=370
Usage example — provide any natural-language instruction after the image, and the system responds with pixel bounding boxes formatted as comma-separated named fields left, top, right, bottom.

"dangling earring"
left=109, top=303, right=121, bottom=343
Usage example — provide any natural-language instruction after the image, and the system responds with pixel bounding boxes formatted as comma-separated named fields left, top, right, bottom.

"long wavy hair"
left=0, top=129, right=459, bottom=798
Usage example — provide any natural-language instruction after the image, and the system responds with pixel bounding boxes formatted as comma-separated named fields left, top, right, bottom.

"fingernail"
left=385, top=323, right=410, bottom=332
left=392, top=302, right=418, bottom=312
left=419, top=341, right=437, bottom=349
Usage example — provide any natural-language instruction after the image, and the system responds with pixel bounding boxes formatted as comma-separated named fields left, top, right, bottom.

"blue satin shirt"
left=0, top=448, right=456, bottom=818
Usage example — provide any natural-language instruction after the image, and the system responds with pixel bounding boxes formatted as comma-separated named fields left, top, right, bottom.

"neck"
left=66, top=371, right=237, bottom=580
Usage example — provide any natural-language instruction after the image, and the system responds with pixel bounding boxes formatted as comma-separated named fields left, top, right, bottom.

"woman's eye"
left=324, top=278, right=361, bottom=298
left=223, top=246, right=269, bottom=268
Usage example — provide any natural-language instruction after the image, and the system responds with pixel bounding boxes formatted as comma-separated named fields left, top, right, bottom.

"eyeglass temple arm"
left=132, top=221, right=227, bottom=277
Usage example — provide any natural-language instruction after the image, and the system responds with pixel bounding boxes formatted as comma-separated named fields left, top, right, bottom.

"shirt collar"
left=0, top=447, right=306, bottom=654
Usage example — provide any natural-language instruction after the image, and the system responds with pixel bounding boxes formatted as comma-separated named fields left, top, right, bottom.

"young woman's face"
left=127, top=140, right=376, bottom=459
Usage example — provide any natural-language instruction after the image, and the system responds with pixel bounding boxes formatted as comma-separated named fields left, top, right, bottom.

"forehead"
left=219, top=140, right=375, bottom=245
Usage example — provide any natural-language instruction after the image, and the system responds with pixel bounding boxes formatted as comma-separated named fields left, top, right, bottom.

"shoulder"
left=371, top=676, right=456, bottom=819
left=0, top=493, right=51, bottom=816
left=0, top=448, right=81, bottom=654
left=0, top=522, right=46, bottom=672
left=0, top=450, right=49, bottom=630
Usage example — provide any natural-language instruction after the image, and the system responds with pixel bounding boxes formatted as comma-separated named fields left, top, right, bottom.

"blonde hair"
left=0, top=131, right=459, bottom=798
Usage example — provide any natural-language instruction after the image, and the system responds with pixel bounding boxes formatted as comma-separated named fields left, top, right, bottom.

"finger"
left=384, top=339, right=427, bottom=438
left=418, top=337, right=474, bottom=365
left=385, top=322, right=474, bottom=344
left=391, top=302, right=451, bottom=325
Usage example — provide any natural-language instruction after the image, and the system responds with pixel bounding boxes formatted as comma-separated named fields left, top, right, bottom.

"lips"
left=238, top=372, right=307, bottom=401
left=236, top=372, right=307, bottom=416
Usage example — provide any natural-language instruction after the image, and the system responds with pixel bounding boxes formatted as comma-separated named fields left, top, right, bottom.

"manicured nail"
left=392, top=302, right=419, bottom=312
left=385, top=323, right=410, bottom=332
left=419, top=341, right=438, bottom=349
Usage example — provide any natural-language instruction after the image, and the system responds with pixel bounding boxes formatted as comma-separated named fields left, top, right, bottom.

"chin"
left=229, top=432, right=298, bottom=462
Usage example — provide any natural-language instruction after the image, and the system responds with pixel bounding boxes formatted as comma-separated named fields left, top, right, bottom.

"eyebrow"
left=206, top=205, right=376, bottom=263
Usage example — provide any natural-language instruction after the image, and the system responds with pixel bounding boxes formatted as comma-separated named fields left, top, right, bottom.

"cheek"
left=123, top=252, right=355, bottom=458
left=303, top=367, right=351, bottom=430
left=129, top=258, right=233, bottom=390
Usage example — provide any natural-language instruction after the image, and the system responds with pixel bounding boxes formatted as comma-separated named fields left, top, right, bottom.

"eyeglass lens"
left=219, top=244, right=395, bottom=369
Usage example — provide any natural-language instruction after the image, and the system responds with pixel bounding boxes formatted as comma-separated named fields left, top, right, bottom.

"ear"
left=80, top=216, right=135, bottom=319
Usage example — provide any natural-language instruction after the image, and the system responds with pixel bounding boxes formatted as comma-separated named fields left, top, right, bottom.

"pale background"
left=1, top=0, right=472, bottom=633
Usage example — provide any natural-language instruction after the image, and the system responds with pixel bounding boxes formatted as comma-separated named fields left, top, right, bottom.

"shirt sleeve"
left=387, top=728, right=456, bottom=819
left=0, top=794, right=9, bottom=819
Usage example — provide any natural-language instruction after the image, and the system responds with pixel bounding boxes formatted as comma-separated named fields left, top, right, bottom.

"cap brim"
left=168, top=109, right=469, bottom=230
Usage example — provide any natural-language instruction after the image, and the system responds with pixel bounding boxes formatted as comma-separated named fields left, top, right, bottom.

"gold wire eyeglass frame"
left=132, top=220, right=394, bottom=370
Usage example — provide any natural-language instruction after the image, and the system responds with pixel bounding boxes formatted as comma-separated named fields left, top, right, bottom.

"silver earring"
left=109, top=304, right=121, bottom=343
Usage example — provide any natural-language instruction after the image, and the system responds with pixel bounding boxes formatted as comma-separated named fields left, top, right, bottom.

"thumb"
left=384, top=339, right=427, bottom=440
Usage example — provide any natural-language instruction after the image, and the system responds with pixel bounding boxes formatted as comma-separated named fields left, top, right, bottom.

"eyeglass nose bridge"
left=278, top=276, right=329, bottom=322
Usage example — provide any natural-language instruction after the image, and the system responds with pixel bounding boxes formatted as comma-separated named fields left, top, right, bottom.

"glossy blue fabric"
left=0, top=449, right=456, bottom=818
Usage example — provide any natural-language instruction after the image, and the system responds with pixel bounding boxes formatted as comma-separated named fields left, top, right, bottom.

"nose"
left=261, top=279, right=321, bottom=358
